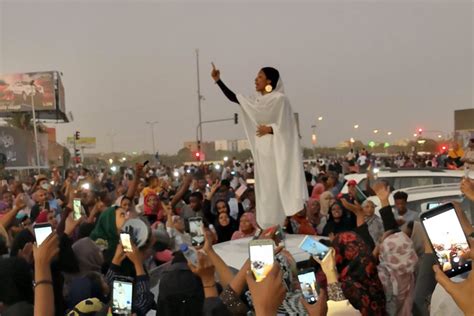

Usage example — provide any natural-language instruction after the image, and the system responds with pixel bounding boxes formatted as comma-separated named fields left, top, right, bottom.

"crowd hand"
left=112, top=243, right=126, bottom=266
left=18, top=242, right=34, bottom=264
left=13, top=193, right=26, bottom=210
left=188, top=251, right=216, bottom=284
left=64, top=213, right=83, bottom=237
left=372, top=181, right=390, bottom=205
left=340, top=198, right=363, bottom=215
left=211, top=62, right=220, bottom=82
left=256, top=125, right=272, bottom=137
left=461, top=178, right=474, bottom=201
left=246, top=262, right=287, bottom=316
left=206, top=181, right=220, bottom=200
left=125, top=243, right=143, bottom=267
left=433, top=238, right=474, bottom=315
left=202, top=229, right=216, bottom=254
left=313, top=248, right=337, bottom=280
left=135, top=163, right=144, bottom=176
left=33, top=233, right=60, bottom=267
left=301, top=288, right=328, bottom=316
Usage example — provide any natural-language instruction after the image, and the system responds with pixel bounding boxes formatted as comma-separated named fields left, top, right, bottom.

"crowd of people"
left=0, top=145, right=473, bottom=315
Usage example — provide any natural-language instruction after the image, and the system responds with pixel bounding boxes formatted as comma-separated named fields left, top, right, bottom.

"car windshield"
left=408, top=195, right=474, bottom=224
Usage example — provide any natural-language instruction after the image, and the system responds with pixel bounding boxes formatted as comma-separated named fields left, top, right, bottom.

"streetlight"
left=318, top=116, right=323, bottom=121
left=387, top=132, right=392, bottom=136
left=354, top=124, right=359, bottom=129
left=146, top=121, right=159, bottom=157
left=373, top=129, right=379, bottom=134
left=223, top=156, right=229, bottom=162
left=413, top=133, right=418, bottom=137
left=108, top=158, right=113, bottom=164
left=438, top=135, right=442, bottom=139
left=311, top=124, right=317, bottom=159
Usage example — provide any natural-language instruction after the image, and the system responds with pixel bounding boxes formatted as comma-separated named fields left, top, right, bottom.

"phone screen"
left=249, top=242, right=274, bottom=282
left=427, top=202, right=443, bottom=210
left=120, top=233, right=133, bottom=253
left=73, top=198, right=82, bottom=221
left=422, top=205, right=471, bottom=277
left=299, top=236, right=329, bottom=260
left=189, top=218, right=204, bottom=246
left=298, top=270, right=319, bottom=304
left=34, top=224, right=52, bottom=246
left=112, top=279, right=133, bottom=315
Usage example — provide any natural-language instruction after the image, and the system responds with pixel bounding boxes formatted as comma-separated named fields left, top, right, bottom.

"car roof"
left=344, top=169, right=463, bottom=180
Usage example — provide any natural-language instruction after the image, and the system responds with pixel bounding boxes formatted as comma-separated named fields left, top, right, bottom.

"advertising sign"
left=0, top=71, right=67, bottom=121
left=66, top=137, right=96, bottom=149
left=0, top=126, right=48, bottom=168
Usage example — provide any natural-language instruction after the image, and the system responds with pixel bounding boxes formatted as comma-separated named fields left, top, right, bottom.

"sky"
left=0, top=0, right=472, bottom=154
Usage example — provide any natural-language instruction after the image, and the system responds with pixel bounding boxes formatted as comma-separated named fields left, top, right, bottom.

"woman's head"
left=215, top=199, right=229, bottom=214
left=239, top=213, right=256, bottom=234
left=115, top=207, right=127, bottom=232
left=329, top=202, right=343, bottom=220
left=218, top=212, right=230, bottom=227
left=306, top=198, right=321, bottom=217
left=362, top=200, right=376, bottom=218
left=255, top=67, right=279, bottom=93
left=319, top=191, right=335, bottom=216
left=120, top=196, right=132, bottom=211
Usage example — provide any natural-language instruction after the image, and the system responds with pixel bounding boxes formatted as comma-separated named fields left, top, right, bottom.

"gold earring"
left=265, top=84, right=273, bottom=93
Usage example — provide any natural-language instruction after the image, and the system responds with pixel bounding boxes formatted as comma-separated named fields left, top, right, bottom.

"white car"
left=366, top=183, right=474, bottom=223
left=340, top=168, right=464, bottom=194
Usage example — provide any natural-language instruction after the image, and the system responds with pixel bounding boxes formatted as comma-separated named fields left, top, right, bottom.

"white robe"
left=237, top=83, right=308, bottom=228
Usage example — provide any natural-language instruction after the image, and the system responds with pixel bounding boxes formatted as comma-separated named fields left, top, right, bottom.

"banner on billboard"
left=0, top=71, right=67, bottom=121
left=0, top=126, right=48, bottom=168
left=66, top=137, right=96, bottom=149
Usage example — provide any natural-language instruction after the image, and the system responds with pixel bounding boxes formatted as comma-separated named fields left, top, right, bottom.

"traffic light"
left=75, top=131, right=80, bottom=140
left=441, top=145, right=447, bottom=152
left=195, top=151, right=201, bottom=161
left=234, top=113, right=238, bottom=124
left=417, top=128, right=423, bottom=137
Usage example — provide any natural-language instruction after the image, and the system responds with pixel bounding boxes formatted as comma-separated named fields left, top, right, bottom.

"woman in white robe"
left=212, top=64, right=308, bottom=228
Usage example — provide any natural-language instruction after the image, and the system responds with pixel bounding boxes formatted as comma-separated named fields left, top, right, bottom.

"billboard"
left=0, top=71, right=67, bottom=121
left=66, top=137, right=96, bottom=149
left=0, top=126, right=48, bottom=168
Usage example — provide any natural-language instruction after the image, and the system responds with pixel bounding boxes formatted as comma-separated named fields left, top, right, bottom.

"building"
left=184, top=139, right=250, bottom=152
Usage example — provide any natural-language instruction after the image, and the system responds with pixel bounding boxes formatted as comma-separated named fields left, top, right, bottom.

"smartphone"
left=189, top=217, right=205, bottom=246
left=298, top=268, right=319, bottom=304
left=34, top=223, right=52, bottom=246
left=112, top=277, right=133, bottom=315
left=298, top=235, right=330, bottom=260
left=73, top=198, right=82, bottom=221
left=235, top=185, right=248, bottom=198
left=120, top=233, right=133, bottom=253
left=249, top=239, right=274, bottom=282
left=421, top=202, right=472, bottom=277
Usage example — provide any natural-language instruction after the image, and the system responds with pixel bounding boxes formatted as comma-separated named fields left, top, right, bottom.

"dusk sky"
left=0, top=0, right=472, bottom=154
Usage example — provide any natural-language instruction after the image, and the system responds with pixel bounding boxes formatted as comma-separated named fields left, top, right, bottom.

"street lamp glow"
left=121, top=157, right=127, bottom=162
left=438, top=135, right=442, bottom=139
left=354, top=124, right=359, bottom=129
left=223, top=156, right=229, bottom=162
left=373, top=129, right=379, bottom=134
left=350, top=137, right=355, bottom=143
left=173, top=171, right=179, bottom=178
left=214, top=164, right=221, bottom=171
left=413, top=133, right=418, bottom=137
left=387, top=132, right=392, bottom=136
left=311, top=134, right=317, bottom=144
left=108, top=158, right=113, bottom=164
left=110, top=166, right=118, bottom=172
left=318, top=116, right=323, bottom=121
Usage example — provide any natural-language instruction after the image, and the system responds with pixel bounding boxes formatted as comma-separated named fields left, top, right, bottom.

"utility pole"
left=146, top=121, right=158, bottom=159
left=30, top=81, right=41, bottom=173
left=196, top=49, right=203, bottom=157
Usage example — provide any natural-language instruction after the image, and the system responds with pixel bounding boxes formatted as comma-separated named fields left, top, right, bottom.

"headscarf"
left=332, top=232, right=386, bottom=316
left=231, top=212, right=257, bottom=240
left=66, top=274, right=108, bottom=310
left=322, top=201, right=355, bottom=236
left=378, top=232, right=418, bottom=316
left=261, top=67, right=280, bottom=90
left=311, top=183, right=325, bottom=201
left=72, top=237, right=104, bottom=275
left=89, top=206, right=118, bottom=263
left=319, top=191, right=334, bottom=216
left=214, top=213, right=238, bottom=243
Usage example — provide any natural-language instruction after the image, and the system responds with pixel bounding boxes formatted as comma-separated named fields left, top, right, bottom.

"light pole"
left=311, top=124, right=317, bottom=159
left=146, top=121, right=158, bottom=157
left=195, top=49, right=204, bottom=154
left=29, top=81, right=41, bottom=173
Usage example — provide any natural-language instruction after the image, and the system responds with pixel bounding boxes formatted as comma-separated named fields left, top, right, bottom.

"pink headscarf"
left=231, top=212, right=258, bottom=240
left=311, top=184, right=325, bottom=201
left=377, top=232, right=418, bottom=316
